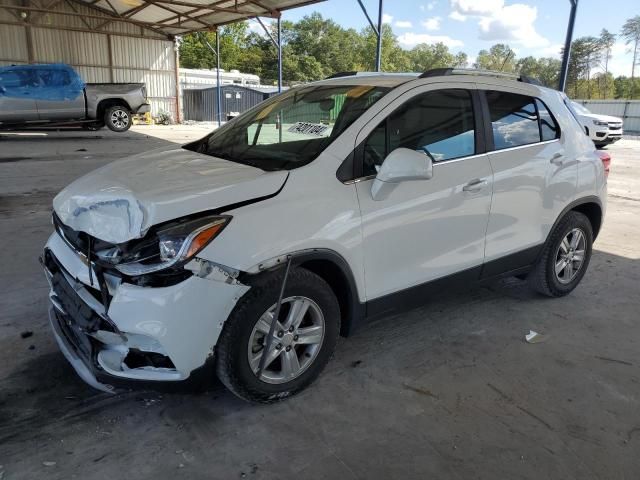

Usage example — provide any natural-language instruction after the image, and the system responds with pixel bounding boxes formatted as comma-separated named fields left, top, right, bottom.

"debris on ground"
left=42, top=461, right=56, bottom=467
left=28, top=345, right=35, bottom=350
left=20, top=331, right=33, bottom=339
left=525, top=330, right=548, bottom=344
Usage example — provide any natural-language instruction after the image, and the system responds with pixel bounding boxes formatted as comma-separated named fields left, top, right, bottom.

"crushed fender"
left=186, top=258, right=245, bottom=285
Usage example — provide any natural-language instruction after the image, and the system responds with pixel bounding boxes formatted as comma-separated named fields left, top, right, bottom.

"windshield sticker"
left=287, top=122, right=329, bottom=136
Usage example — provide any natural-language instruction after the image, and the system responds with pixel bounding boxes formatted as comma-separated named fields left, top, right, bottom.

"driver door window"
left=363, top=89, right=476, bottom=176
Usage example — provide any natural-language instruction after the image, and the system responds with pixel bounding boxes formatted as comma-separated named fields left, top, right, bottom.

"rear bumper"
left=136, top=103, right=151, bottom=114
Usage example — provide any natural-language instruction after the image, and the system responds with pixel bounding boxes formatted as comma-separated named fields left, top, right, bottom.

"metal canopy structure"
left=0, top=0, right=325, bottom=38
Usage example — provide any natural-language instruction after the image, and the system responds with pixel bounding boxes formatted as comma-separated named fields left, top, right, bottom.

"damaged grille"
left=44, top=250, right=114, bottom=332
left=53, top=211, right=115, bottom=256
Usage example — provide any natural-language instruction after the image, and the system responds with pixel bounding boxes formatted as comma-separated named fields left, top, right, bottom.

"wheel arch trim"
left=241, top=248, right=365, bottom=337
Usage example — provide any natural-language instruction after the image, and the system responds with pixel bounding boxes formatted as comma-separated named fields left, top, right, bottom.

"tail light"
left=597, top=151, right=611, bottom=178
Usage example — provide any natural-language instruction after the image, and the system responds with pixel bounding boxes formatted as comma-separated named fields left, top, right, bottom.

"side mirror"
left=371, top=147, right=433, bottom=200
left=0, top=85, right=5, bottom=95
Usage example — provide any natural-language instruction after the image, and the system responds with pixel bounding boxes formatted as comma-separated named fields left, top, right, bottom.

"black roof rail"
left=325, top=71, right=359, bottom=79
left=419, top=68, right=544, bottom=86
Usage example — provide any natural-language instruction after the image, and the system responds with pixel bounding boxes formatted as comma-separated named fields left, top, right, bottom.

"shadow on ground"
left=0, top=249, right=638, bottom=480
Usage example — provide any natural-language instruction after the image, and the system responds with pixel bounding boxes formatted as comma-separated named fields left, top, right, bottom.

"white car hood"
left=53, top=147, right=287, bottom=243
left=580, top=113, right=623, bottom=123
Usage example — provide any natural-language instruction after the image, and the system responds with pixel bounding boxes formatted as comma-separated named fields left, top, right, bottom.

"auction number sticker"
left=287, top=122, right=329, bottom=136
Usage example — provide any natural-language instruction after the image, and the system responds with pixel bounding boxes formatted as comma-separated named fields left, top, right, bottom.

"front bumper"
left=591, top=126, right=623, bottom=144
left=44, top=231, right=249, bottom=391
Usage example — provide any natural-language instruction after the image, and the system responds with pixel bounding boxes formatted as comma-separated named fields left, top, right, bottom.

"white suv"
left=43, top=69, right=607, bottom=403
left=568, top=100, right=623, bottom=148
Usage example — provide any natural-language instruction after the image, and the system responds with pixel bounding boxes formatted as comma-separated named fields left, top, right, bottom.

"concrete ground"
left=0, top=126, right=638, bottom=480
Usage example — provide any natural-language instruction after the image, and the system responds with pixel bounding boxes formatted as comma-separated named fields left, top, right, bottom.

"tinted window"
left=536, top=99, right=560, bottom=141
left=37, top=69, right=72, bottom=87
left=0, top=69, right=35, bottom=89
left=486, top=91, right=540, bottom=150
left=363, top=89, right=476, bottom=176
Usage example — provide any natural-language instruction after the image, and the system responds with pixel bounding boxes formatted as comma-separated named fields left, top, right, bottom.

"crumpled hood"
left=580, top=113, right=623, bottom=123
left=53, top=147, right=287, bottom=243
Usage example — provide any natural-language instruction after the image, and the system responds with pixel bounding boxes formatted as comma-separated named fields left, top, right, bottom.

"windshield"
left=570, top=101, right=592, bottom=115
left=196, top=84, right=390, bottom=171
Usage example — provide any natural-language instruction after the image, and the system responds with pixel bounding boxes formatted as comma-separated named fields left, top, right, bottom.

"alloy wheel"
left=248, top=296, right=325, bottom=384
left=554, top=228, right=587, bottom=284
left=110, top=109, right=129, bottom=130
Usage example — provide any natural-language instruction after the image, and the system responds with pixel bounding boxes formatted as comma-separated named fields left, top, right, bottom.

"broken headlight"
left=97, top=215, right=230, bottom=276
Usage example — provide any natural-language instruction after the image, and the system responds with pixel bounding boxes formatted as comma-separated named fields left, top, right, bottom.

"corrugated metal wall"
left=0, top=0, right=177, bottom=118
left=575, top=100, right=640, bottom=133
left=183, top=86, right=275, bottom=122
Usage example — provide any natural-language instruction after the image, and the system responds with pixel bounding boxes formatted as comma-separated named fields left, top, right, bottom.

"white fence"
left=575, top=100, right=640, bottom=133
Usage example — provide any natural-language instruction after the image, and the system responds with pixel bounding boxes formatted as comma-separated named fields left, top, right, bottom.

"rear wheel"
left=216, top=268, right=340, bottom=403
left=528, top=211, right=593, bottom=297
left=104, top=105, right=132, bottom=132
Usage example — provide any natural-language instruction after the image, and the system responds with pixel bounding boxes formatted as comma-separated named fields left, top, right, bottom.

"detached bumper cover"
left=44, top=231, right=249, bottom=390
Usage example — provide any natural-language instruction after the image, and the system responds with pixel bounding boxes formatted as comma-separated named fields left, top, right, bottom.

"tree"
left=564, top=37, right=601, bottom=98
left=475, top=44, right=516, bottom=72
left=407, top=42, right=456, bottom=71
left=621, top=15, right=640, bottom=98
left=598, top=29, right=616, bottom=98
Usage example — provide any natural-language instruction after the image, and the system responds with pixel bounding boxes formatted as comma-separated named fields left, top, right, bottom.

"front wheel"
left=528, top=211, right=593, bottom=297
left=104, top=105, right=132, bottom=132
left=216, top=268, right=340, bottom=403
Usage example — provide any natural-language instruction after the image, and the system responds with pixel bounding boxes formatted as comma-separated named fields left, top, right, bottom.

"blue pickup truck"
left=0, top=63, right=150, bottom=132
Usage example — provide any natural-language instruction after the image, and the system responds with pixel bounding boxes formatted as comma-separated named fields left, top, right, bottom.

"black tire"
left=104, top=105, right=132, bottom=132
left=528, top=211, right=593, bottom=297
left=216, top=267, right=340, bottom=404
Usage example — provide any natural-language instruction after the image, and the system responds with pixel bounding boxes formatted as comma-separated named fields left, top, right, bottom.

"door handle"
left=462, top=178, right=488, bottom=192
left=551, top=151, right=565, bottom=165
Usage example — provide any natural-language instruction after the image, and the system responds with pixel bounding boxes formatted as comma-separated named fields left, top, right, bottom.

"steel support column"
left=356, top=0, right=383, bottom=71
left=559, top=0, right=578, bottom=92
left=216, top=29, right=222, bottom=126
left=255, top=15, right=283, bottom=91
left=277, top=15, right=283, bottom=93
left=375, top=0, right=383, bottom=72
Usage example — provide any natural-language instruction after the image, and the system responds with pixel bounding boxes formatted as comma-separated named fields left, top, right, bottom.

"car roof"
left=312, top=73, right=420, bottom=88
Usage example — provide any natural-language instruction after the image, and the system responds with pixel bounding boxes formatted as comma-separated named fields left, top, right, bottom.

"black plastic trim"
left=477, top=90, right=494, bottom=152
left=471, top=90, right=487, bottom=154
left=365, top=265, right=483, bottom=320
left=550, top=195, right=603, bottom=238
left=480, top=244, right=542, bottom=279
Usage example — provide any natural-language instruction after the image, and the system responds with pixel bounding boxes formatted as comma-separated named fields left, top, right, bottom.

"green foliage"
left=177, top=13, right=640, bottom=99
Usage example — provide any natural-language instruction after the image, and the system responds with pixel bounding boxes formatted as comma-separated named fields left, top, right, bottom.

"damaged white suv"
left=43, top=69, right=607, bottom=403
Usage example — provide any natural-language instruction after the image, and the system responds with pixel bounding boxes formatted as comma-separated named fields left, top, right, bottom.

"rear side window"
left=486, top=91, right=539, bottom=150
left=0, top=69, right=34, bottom=89
left=536, top=99, right=560, bottom=141
left=36, top=69, right=72, bottom=87
left=362, top=89, right=476, bottom=176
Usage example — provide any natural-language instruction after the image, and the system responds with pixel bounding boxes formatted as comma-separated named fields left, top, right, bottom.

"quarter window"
left=536, top=99, right=560, bottom=141
left=486, top=91, right=540, bottom=150
left=362, top=89, right=476, bottom=176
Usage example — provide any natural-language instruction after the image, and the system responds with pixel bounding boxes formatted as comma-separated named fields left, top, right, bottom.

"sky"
left=259, top=0, right=639, bottom=76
